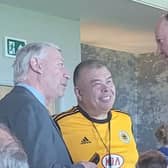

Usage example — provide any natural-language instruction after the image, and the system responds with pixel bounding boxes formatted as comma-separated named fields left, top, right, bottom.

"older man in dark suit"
left=0, top=42, right=97, bottom=168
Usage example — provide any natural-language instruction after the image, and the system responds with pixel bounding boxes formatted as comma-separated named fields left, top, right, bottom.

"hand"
left=80, top=161, right=97, bottom=168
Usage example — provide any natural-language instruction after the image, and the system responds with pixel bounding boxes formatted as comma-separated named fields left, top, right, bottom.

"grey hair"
left=13, top=42, right=61, bottom=84
left=0, top=124, right=29, bottom=168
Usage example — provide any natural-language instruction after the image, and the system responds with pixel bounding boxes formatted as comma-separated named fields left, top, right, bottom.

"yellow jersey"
left=54, top=106, right=138, bottom=168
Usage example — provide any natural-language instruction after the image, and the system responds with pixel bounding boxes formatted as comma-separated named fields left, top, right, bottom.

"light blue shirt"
left=16, top=83, right=46, bottom=107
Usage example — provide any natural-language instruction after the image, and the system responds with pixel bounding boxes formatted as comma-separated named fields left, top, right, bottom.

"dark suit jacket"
left=0, top=86, right=83, bottom=168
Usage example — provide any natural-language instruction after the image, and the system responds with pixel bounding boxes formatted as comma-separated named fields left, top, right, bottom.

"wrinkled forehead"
left=46, top=47, right=64, bottom=60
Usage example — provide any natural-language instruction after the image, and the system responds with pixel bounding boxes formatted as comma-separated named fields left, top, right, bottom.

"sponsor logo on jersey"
left=102, top=154, right=124, bottom=168
left=80, top=136, right=91, bottom=144
left=119, top=130, right=130, bottom=143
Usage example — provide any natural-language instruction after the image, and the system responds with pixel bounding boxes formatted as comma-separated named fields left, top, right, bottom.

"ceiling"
left=0, top=0, right=165, bottom=53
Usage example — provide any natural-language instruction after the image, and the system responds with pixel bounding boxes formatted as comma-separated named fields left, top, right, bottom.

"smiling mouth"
left=100, top=96, right=112, bottom=102
left=102, top=96, right=111, bottom=100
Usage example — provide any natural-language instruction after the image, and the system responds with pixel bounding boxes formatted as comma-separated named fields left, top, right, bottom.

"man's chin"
left=100, top=105, right=112, bottom=112
left=58, top=91, right=65, bottom=98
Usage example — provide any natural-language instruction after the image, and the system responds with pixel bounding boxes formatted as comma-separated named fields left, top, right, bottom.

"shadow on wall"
left=81, top=43, right=168, bottom=152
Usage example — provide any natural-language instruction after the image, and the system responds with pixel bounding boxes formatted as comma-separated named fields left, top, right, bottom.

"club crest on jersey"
left=102, top=154, right=124, bottom=168
left=119, top=130, right=130, bottom=143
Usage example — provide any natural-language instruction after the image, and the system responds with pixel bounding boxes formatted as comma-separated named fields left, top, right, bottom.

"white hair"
left=13, top=42, right=61, bottom=84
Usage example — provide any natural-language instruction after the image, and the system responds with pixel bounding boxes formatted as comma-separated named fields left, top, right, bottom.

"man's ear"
left=74, top=87, right=82, bottom=101
left=29, top=57, right=43, bottom=74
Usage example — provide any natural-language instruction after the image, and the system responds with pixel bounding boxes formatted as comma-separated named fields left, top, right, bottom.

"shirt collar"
left=16, top=83, right=46, bottom=107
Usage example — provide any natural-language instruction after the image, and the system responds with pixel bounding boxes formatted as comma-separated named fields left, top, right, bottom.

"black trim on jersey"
left=77, top=106, right=112, bottom=123
left=54, top=106, right=130, bottom=124
left=59, top=133, right=74, bottom=164
left=54, top=121, right=61, bottom=132
left=54, top=107, right=79, bottom=121
left=52, top=114, right=57, bottom=120
left=52, top=115, right=74, bottom=163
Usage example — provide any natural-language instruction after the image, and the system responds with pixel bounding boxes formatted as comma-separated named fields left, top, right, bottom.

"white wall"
left=0, top=4, right=80, bottom=113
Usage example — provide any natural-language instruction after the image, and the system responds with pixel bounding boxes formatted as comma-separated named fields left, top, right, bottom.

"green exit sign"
left=5, top=37, right=27, bottom=58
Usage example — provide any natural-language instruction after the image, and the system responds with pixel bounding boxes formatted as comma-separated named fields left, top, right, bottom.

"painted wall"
left=0, top=4, right=80, bottom=112
left=81, top=44, right=168, bottom=152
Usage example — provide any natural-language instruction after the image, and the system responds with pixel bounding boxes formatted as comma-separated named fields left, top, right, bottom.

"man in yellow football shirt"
left=54, top=59, right=138, bottom=168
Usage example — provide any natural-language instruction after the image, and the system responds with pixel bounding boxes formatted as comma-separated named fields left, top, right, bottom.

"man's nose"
left=63, top=68, right=70, bottom=80
left=102, top=84, right=109, bottom=92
